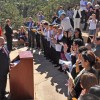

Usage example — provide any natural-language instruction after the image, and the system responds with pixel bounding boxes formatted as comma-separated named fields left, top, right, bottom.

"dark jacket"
left=73, top=67, right=98, bottom=98
left=5, top=24, right=13, bottom=37
left=0, top=48, right=9, bottom=76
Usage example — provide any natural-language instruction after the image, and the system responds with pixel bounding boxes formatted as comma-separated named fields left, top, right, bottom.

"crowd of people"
left=0, top=0, right=100, bottom=100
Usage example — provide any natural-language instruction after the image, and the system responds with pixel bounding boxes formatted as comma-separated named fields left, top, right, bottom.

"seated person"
left=18, top=26, right=27, bottom=46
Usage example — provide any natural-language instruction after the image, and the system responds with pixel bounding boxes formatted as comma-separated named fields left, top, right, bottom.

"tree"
left=0, top=0, right=80, bottom=29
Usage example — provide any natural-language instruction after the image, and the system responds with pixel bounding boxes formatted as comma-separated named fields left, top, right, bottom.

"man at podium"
left=0, top=37, right=9, bottom=100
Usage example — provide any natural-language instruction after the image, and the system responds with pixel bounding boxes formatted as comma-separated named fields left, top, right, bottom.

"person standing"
left=60, top=13, right=73, bottom=31
left=88, top=14, right=97, bottom=36
left=28, top=17, right=34, bottom=49
left=57, top=6, right=65, bottom=18
left=5, top=19, right=13, bottom=52
left=37, top=11, right=45, bottom=23
left=66, top=7, right=74, bottom=28
left=80, top=0, right=87, bottom=23
left=0, top=37, right=9, bottom=100
left=73, top=5, right=82, bottom=30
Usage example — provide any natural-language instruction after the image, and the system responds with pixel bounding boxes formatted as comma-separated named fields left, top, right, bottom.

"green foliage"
left=0, top=0, right=80, bottom=29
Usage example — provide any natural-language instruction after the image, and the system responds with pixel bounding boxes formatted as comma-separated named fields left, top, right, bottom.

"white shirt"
left=89, top=19, right=97, bottom=30
left=54, top=33, right=63, bottom=41
left=80, top=0, right=87, bottom=11
left=61, top=17, right=72, bottom=31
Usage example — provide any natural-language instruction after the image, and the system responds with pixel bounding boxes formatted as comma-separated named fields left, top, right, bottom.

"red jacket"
left=0, top=27, right=2, bottom=36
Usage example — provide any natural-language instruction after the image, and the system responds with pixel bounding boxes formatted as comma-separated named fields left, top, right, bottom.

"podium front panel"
left=10, top=51, right=34, bottom=100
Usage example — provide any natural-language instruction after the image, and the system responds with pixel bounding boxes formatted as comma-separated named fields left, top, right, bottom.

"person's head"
left=88, top=85, right=100, bottom=98
left=49, top=24, right=53, bottom=30
left=0, top=37, right=5, bottom=47
left=77, top=46, right=88, bottom=60
left=80, top=73, right=98, bottom=93
left=76, top=5, right=80, bottom=10
left=20, top=26, right=25, bottom=32
left=95, top=4, right=100, bottom=9
left=29, top=17, right=33, bottom=22
left=91, top=14, right=96, bottom=19
left=81, top=94, right=99, bottom=100
left=75, top=4, right=80, bottom=10
left=53, top=12, right=57, bottom=17
left=60, top=13, right=66, bottom=20
left=53, top=25, right=59, bottom=33
left=95, top=36, right=100, bottom=45
left=57, top=28, right=62, bottom=35
left=87, top=2, right=92, bottom=8
left=67, top=30, right=72, bottom=38
left=67, top=7, right=71, bottom=10
left=74, top=28, right=82, bottom=39
left=18, top=29, right=21, bottom=33
left=72, top=39, right=83, bottom=52
left=87, top=35, right=94, bottom=44
left=73, top=39, right=83, bottom=48
left=63, top=30, right=72, bottom=37
left=6, top=19, right=11, bottom=25
left=39, top=11, right=43, bottom=15
left=44, top=22, right=49, bottom=29
left=81, top=50, right=96, bottom=69
left=78, top=46, right=88, bottom=54
left=59, top=6, right=63, bottom=10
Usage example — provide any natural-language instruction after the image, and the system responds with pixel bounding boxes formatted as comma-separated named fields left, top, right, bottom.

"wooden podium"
left=10, top=51, right=34, bottom=100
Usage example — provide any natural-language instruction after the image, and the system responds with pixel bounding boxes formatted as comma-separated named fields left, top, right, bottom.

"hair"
left=87, top=35, right=94, bottom=44
left=53, top=25, right=59, bottom=29
left=64, top=30, right=72, bottom=38
left=81, top=94, right=99, bottom=100
left=73, top=39, right=84, bottom=47
left=80, top=73, right=98, bottom=93
left=89, top=85, right=100, bottom=98
left=96, top=36, right=100, bottom=41
left=59, top=6, right=63, bottom=9
left=82, top=50, right=100, bottom=69
left=74, top=4, right=80, bottom=10
left=6, top=19, right=10, bottom=23
left=78, top=46, right=88, bottom=53
left=74, top=28, right=83, bottom=39
left=20, top=26, right=26, bottom=33
left=44, top=22, right=49, bottom=26
left=67, top=7, right=71, bottom=10
left=92, top=14, right=96, bottom=18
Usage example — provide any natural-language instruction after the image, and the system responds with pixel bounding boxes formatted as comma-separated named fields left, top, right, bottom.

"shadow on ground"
left=34, top=51, right=68, bottom=97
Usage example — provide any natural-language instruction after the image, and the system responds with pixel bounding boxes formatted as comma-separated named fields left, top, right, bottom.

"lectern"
left=10, top=51, right=34, bottom=100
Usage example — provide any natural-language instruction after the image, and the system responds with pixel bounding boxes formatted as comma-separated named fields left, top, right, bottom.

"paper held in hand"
left=67, top=71, right=74, bottom=84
